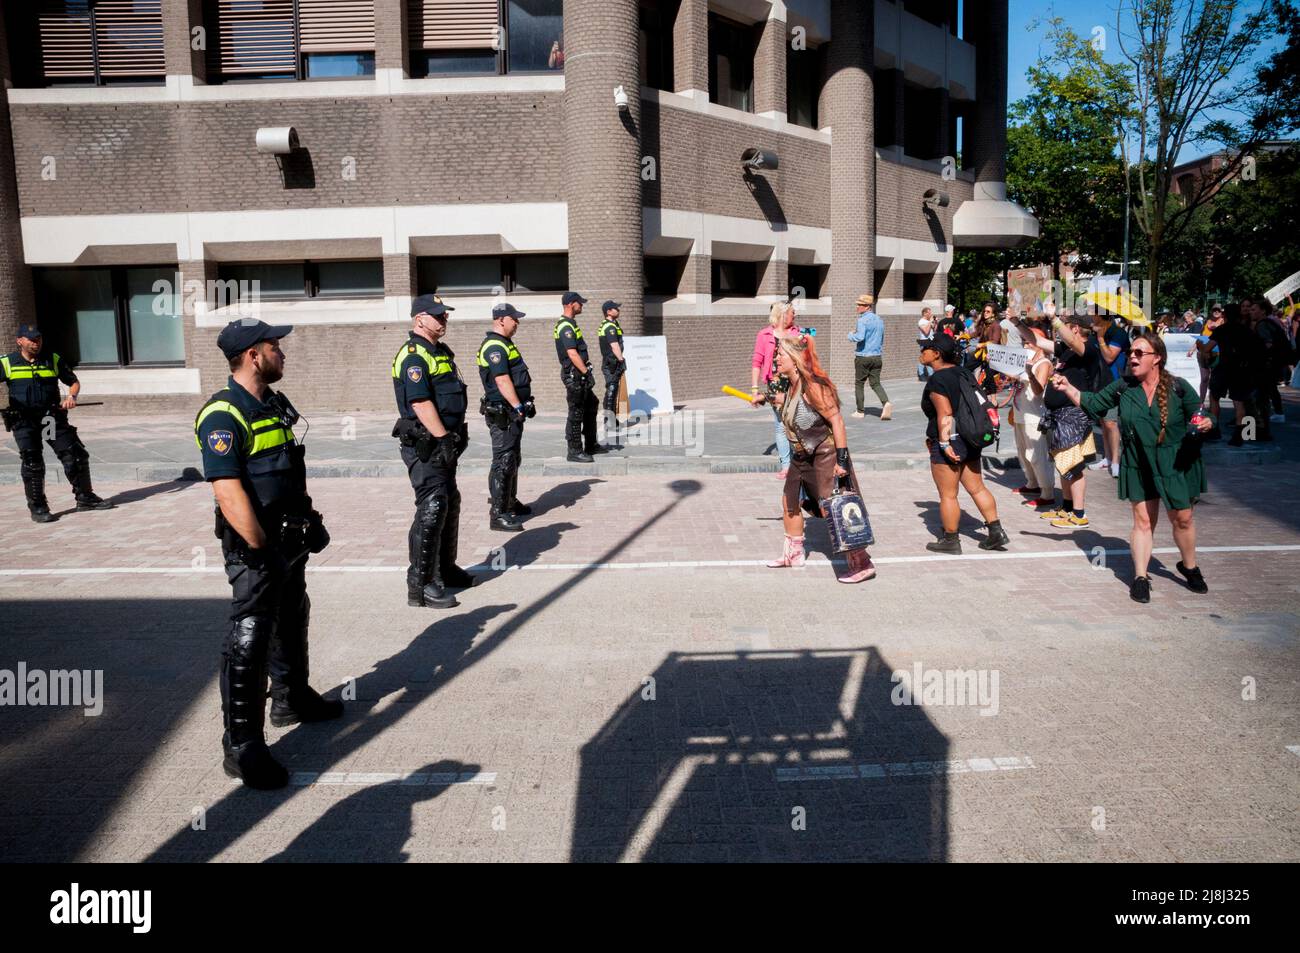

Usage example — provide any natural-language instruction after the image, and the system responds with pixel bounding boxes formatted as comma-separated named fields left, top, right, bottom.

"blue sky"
left=1005, top=0, right=1280, bottom=160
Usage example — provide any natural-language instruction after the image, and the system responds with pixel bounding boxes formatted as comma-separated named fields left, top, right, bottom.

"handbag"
left=820, top=476, right=875, bottom=553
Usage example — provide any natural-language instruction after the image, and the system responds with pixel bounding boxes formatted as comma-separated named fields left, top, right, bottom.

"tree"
left=1007, top=20, right=1128, bottom=282
left=1111, top=0, right=1281, bottom=299
left=948, top=251, right=1003, bottom=313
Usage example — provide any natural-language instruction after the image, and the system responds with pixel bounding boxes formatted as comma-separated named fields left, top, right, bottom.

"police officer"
left=1, top=324, right=114, bottom=522
left=554, top=291, right=607, bottom=462
left=194, top=319, right=341, bottom=790
left=597, top=301, right=627, bottom=445
left=392, top=294, right=474, bottom=609
left=478, top=303, right=536, bottom=532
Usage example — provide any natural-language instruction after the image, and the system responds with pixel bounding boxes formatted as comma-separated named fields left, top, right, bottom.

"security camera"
left=255, top=127, right=300, bottom=155
left=922, top=188, right=950, bottom=209
left=741, top=148, right=778, bottom=171
left=614, top=86, right=630, bottom=111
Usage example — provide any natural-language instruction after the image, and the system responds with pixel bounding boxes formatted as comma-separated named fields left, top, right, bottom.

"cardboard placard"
left=622, top=335, right=675, bottom=418
left=1264, top=269, right=1300, bottom=306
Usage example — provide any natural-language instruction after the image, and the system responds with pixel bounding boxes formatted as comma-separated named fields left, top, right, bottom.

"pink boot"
left=837, top=548, right=876, bottom=583
left=767, top=534, right=806, bottom=568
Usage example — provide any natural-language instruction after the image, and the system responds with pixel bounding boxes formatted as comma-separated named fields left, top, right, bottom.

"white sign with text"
left=622, top=335, right=675, bottom=418
left=986, top=343, right=1030, bottom=380
left=1160, top=334, right=1202, bottom=395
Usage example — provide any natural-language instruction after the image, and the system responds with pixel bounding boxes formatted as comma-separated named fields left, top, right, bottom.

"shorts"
left=927, top=435, right=981, bottom=465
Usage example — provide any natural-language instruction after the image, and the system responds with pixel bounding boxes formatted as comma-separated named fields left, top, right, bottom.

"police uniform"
left=392, top=297, right=473, bottom=608
left=597, top=303, right=626, bottom=437
left=555, top=297, right=600, bottom=457
left=1, top=330, right=113, bottom=522
left=477, top=304, right=534, bottom=531
left=194, top=319, right=339, bottom=790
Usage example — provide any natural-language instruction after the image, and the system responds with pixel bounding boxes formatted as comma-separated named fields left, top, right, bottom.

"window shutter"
left=408, top=0, right=500, bottom=51
left=208, top=0, right=297, bottom=77
left=298, top=0, right=375, bottom=54
left=91, top=1, right=165, bottom=79
left=36, top=1, right=97, bottom=81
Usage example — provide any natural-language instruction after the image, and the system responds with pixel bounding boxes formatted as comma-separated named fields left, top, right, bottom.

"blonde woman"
left=750, top=301, right=797, bottom=476
left=767, top=334, right=875, bottom=583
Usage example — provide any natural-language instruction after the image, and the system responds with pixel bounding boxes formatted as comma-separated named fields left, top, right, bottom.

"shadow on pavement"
left=570, top=647, right=949, bottom=862
left=105, top=479, right=199, bottom=508
left=523, top=479, right=603, bottom=519
left=913, top=499, right=988, bottom=538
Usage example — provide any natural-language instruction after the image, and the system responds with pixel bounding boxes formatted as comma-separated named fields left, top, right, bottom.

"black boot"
left=489, top=467, right=522, bottom=532
left=67, top=455, right=114, bottom=510
left=926, top=531, right=962, bottom=554
left=506, top=470, right=532, bottom=516
left=439, top=491, right=476, bottom=589
left=20, top=453, right=56, bottom=523
left=268, top=595, right=344, bottom=728
left=979, top=520, right=1010, bottom=551
left=1227, top=425, right=1244, bottom=447
left=1176, top=560, right=1208, bottom=594
left=566, top=448, right=594, bottom=463
left=407, top=495, right=459, bottom=608
left=220, top=616, right=288, bottom=790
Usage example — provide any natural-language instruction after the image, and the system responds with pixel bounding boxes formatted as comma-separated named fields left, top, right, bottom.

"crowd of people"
left=748, top=289, right=1297, bottom=603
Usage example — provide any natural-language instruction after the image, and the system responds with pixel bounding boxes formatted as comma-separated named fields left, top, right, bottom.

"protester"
left=919, top=333, right=1009, bottom=554
left=766, top=334, right=876, bottom=583
left=848, top=293, right=892, bottom=421
left=751, top=301, right=796, bottom=477
left=1190, top=306, right=1222, bottom=411
left=1250, top=295, right=1288, bottom=424
left=937, top=304, right=962, bottom=338
left=1008, top=323, right=1056, bottom=511
left=1051, top=333, right=1212, bottom=603
left=1202, top=304, right=1254, bottom=446
left=917, top=310, right=935, bottom=380
left=1040, top=304, right=1102, bottom=529
left=1090, top=311, right=1130, bottom=479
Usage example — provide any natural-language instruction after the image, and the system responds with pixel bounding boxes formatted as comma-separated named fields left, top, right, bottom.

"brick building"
left=0, top=0, right=1036, bottom=412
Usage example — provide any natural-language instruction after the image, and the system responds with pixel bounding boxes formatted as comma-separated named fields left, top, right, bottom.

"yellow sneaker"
left=1050, top=513, right=1090, bottom=528
left=1038, top=508, right=1066, bottom=521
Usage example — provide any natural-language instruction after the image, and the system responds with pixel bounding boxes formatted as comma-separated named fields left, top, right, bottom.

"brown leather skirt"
left=783, top=439, right=861, bottom=516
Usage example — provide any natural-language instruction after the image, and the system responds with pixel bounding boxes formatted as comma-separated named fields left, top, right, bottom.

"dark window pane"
left=417, top=257, right=505, bottom=294
left=645, top=256, right=685, bottom=296
left=708, top=13, right=755, bottom=112
left=712, top=260, right=757, bottom=298
left=219, top=264, right=307, bottom=300
left=787, top=45, right=821, bottom=128
left=303, top=52, right=375, bottom=78
left=125, top=267, right=184, bottom=363
left=513, top=255, right=568, bottom=292
left=34, top=268, right=119, bottom=366
left=639, top=2, right=673, bottom=91
left=788, top=265, right=825, bottom=299
left=904, top=271, right=934, bottom=301
left=507, top=0, right=565, bottom=73
left=316, top=260, right=384, bottom=297
left=410, top=50, right=499, bottom=76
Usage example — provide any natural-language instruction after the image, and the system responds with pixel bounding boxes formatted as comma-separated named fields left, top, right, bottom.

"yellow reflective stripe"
left=2, top=366, right=57, bottom=378
left=554, top=319, right=582, bottom=340
left=250, top=425, right=291, bottom=454
left=599, top=321, right=621, bottom=336
left=0, top=356, right=8, bottom=377
left=476, top=338, right=518, bottom=367
left=393, top=340, right=452, bottom=378
left=194, top=400, right=250, bottom=449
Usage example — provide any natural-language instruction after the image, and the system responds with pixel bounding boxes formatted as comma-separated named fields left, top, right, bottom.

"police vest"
left=598, top=319, right=624, bottom=360
left=193, top=389, right=307, bottom=515
left=1, top=352, right=63, bottom=409
left=392, top=338, right=468, bottom=428
left=477, top=333, right=532, bottom=404
left=553, top=317, right=588, bottom=365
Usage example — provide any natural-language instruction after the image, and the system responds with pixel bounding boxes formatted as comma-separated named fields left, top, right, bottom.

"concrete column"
left=563, top=0, right=644, bottom=334
left=163, top=0, right=207, bottom=84
left=374, top=0, right=411, bottom=76
left=673, top=0, right=709, bottom=96
left=754, top=12, right=788, bottom=120
left=966, top=0, right=1008, bottom=185
left=825, top=0, right=875, bottom=385
left=758, top=257, right=788, bottom=297
left=0, top=11, right=36, bottom=343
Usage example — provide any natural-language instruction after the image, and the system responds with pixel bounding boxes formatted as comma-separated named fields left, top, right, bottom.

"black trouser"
left=602, top=359, right=624, bottom=425
left=485, top=408, right=524, bottom=512
left=562, top=366, right=598, bottom=452
left=8, top=407, right=93, bottom=505
left=402, top=442, right=460, bottom=586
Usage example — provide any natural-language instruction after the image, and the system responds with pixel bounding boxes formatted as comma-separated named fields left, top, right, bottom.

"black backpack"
left=952, top=366, right=1000, bottom=449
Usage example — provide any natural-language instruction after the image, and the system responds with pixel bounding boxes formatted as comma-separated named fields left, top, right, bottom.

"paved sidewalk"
left=2, top=379, right=1291, bottom=483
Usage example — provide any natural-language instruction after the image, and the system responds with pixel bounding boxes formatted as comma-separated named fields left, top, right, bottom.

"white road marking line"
left=1287, top=745, right=1300, bottom=759
left=289, top=770, right=496, bottom=787
left=776, top=755, right=1035, bottom=782
left=618, top=754, right=714, bottom=864
left=2, top=543, right=1298, bottom=576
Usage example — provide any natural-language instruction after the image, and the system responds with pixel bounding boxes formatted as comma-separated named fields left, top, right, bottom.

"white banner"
left=1263, top=269, right=1300, bottom=306
left=1161, top=333, right=1202, bottom=395
left=622, top=335, right=675, bottom=419
left=985, top=343, right=1029, bottom=380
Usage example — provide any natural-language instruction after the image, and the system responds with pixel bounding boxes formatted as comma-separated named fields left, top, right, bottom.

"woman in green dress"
left=1050, top=333, right=1214, bottom=604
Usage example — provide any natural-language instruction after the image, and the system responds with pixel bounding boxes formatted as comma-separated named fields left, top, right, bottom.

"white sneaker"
left=851, top=411, right=865, bottom=419
left=1088, top=458, right=1111, bottom=470
left=1110, top=462, right=1120, bottom=478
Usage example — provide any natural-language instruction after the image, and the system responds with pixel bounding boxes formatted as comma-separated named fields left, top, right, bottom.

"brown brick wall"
left=10, top=94, right=564, bottom=216
left=754, top=15, right=787, bottom=116
left=673, top=0, right=709, bottom=94
left=642, top=100, right=830, bottom=227
left=876, top=158, right=971, bottom=245
left=162, top=0, right=207, bottom=82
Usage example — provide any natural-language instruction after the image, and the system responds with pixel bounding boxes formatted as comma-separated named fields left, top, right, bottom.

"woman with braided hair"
left=1051, top=333, right=1213, bottom=604
left=766, top=333, right=876, bottom=583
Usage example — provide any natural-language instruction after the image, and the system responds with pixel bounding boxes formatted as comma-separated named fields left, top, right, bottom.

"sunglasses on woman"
left=1128, top=347, right=1155, bottom=358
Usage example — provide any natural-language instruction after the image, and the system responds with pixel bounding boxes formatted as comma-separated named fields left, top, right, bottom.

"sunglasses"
left=1128, top=348, right=1155, bottom=358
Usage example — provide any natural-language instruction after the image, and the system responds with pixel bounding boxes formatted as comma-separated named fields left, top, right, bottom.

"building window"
left=788, top=265, right=826, bottom=300
left=708, top=13, right=756, bottom=112
left=786, top=44, right=823, bottom=128
left=216, top=261, right=384, bottom=301
left=874, top=70, right=900, bottom=149
left=638, top=1, right=675, bottom=92
left=15, top=0, right=165, bottom=87
left=34, top=266, right=184, bottom=367
left=416, top=255, right=569, bottom=295
left=206, top=0, right=376, bottom=82
left=904, top=270, right=935, bottom=302
left=644, top=256, right=685, bottom=296
left=711, top=260, right=758, bottom=298
left=409, top=0, right=564, bottom=77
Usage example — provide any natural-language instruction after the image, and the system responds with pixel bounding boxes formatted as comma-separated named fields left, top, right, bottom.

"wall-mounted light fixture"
left=614, top=86, right=630, bottom=111
left=923, top=188, right=950, bottom=209
left=741, top=148, right=778, bottom=171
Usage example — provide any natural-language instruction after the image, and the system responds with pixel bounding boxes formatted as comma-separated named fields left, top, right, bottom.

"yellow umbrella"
left=1082, top=289, right=1152, bottom=326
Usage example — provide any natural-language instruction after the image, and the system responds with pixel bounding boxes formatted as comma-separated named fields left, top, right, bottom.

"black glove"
left=306, top=509, right=330, bottom=554
left=584, top=369, right=596, bottom=390
left=434, top=434, right=459, bottom=468
left=244, top=544, right=290, bottom=577
left=836, top=447, right=850, bottom=468
left=523, top=400, right=537, bottom=419
left=455, top=423, right=470, bottom=457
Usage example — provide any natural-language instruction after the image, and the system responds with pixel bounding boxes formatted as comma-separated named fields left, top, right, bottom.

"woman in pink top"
left=750, top=302, right=796, bottom=475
